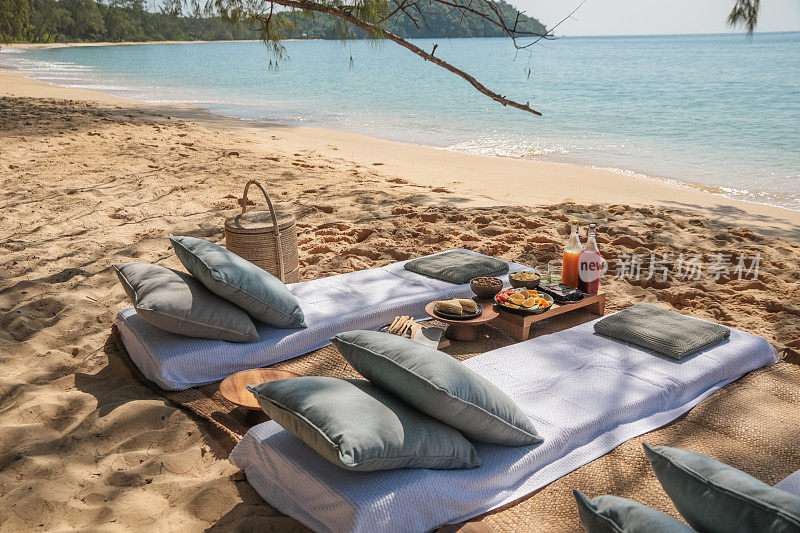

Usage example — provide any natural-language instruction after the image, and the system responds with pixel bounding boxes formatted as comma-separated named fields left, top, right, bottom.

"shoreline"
left=4, top=65, right=800, bottom=242
left=1, top=40, right=784, bottom=212
left=5, top=39, right=799, bottom=217
left=0, top=39, right=315, bottom=50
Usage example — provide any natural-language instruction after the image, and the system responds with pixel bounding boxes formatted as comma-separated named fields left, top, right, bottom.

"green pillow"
left=403, top=251, right=509, bottom=285
left=114, top=263, right=258, bottom=342
left=644, top=443, right=800, bottom=533
left=248, top=377, right=481, bottom=471
left=573, top=490, right=694, bottom=533
left=594, top=303, right=729, bottom=360
left=170, top=235, right=306, bottom=329
left=331, top=330, right=542, bottom=446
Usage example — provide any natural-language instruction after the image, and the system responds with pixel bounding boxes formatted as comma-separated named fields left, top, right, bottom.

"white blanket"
left=115, top=249, right=528, bottom=390
left=776, top=470, right=800, bottom=496
left=229, top=318, right=778, bottom=533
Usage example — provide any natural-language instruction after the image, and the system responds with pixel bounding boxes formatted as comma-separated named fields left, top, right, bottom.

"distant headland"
left=1, top=0, right=545, bottom=44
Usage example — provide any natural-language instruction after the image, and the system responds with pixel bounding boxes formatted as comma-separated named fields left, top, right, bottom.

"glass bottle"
left=578, top=224, right=603, bottom=294
left=562, top=219, right=583, bottom=288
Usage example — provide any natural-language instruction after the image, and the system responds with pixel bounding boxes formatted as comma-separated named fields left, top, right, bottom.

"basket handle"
left=241, top=180, right=286, bottom=283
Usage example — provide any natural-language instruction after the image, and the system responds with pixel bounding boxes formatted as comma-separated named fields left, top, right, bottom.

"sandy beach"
left=2, top=66, right=800, bottom=531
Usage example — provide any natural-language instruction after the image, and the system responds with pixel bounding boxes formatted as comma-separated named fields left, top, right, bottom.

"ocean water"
left=3, top=33, right=799, bottom=209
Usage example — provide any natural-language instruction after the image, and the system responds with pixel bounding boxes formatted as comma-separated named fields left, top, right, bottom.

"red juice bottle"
left=578, top=224, right=603, bottom=294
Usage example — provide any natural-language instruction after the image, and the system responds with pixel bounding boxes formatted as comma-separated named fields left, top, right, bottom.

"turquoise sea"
left=3, top=32, right=799, bottom=209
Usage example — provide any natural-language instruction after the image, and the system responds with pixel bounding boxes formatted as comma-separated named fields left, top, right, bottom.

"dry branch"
left=256, top=0, right=543, bottom=115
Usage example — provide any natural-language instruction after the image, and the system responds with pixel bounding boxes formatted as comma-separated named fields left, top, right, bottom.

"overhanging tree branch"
left=727, top=0, right=760, bottom=33
left=217, top=0, right=557, bottom=115
left=270, top=0, right=542, bottom=114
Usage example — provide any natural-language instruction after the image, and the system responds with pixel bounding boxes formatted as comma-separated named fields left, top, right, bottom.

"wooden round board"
left=424, top=301, right=499, bottom=341
left=219, top=368, right=301, bottom=410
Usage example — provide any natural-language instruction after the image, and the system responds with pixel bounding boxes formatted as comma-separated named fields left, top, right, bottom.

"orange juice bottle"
left=562, top=219, right=583, bottom=288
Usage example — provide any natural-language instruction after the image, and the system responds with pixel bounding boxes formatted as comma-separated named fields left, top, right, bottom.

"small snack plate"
left=433, top=305, right=483, bottom=320
left=538, top=283, right=586, bottom=305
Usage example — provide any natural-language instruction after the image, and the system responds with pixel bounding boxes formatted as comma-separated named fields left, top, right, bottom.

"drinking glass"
left=547, top=260, right=563, bottom=285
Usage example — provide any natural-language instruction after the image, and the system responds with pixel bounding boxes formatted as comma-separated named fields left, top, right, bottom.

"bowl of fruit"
left=509, top=271, right=541, bottom=289
left=495, top=288, right=553, bottom=315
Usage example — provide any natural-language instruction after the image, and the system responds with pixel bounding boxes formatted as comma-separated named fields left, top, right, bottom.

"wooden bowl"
left=470, top=277, right=503, bottom=298
left=509, top=271, right=541, bottom=289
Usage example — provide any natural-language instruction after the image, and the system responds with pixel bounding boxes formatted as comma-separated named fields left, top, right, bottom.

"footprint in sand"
left=476, top=225, right=510, bottom=237
left=343, top=247, right=383, bottom=261
left=0, top=297, right=65, bottom=342
left=391, top=206, right=415, bottom=216
left=610, top=235, right=655, bottom=250
left=422, top=234, right=448, bottom=245
left=351, top=228, right=375, bottom=242
left=306, top=245, right=334, bottom=255
left=320, top=235, right=351, bottom=244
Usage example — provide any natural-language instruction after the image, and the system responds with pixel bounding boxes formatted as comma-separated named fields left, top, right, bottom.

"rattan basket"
left=224, top=181, right=300, bottom=283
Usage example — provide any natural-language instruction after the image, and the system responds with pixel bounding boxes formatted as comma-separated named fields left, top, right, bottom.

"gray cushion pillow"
left=170, top=235, right=306, bottom=329
left=114, top=263, right=258, bottom=342
left=403, top=251, right=509, bottom=285
left=331, top=330, right=542, bottom=446
left=574, top=490, right=694, bottom=533
left=248, top=376, right=481, bottom=471
left=644, top=443, right=800, bottom=533
left=594, top=303, right=729, bottom=360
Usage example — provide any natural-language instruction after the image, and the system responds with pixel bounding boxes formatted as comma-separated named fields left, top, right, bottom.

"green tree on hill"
left=0, top=0, right=543, bottom=43
left=27, top=0, right=73, bottom=42
left=62, top=0, right=106, bottom=39
left=1, top=0, right=32, bottom=39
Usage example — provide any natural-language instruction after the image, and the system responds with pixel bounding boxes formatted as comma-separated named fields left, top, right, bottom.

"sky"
left=519, top=0, right=800, bottom=36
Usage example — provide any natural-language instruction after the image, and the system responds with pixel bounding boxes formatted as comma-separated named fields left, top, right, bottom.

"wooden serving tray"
left=489, top=292, right=606, bottom=341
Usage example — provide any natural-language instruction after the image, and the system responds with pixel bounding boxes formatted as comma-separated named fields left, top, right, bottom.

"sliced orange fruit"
left=509, top=294, right=526, bottom=305
left=522, top=297, right=538, bottom=308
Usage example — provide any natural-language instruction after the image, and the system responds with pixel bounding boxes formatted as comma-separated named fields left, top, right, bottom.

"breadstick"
left=393, top=316, right=409, bottom=334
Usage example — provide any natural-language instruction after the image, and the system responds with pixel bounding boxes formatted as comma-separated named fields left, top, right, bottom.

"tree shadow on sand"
left=206, top=477, right=311, bottom=533
left=72, top=332, right=236, bottom=463
left=660, top=200, right=800, bottom=243
left=0, top=96, right=294, bottom=140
